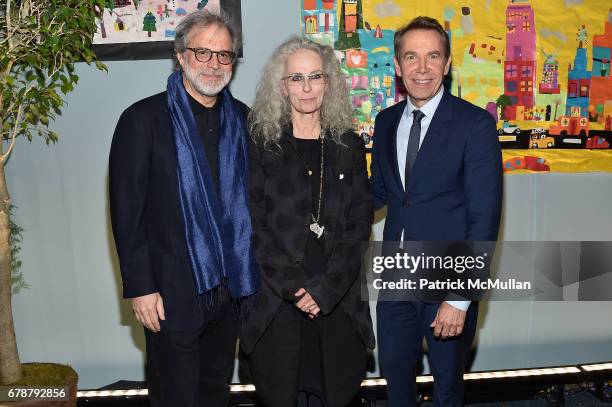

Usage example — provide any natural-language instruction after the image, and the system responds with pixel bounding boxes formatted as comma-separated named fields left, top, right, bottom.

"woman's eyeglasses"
left=282, top=72, right=328, bottom=87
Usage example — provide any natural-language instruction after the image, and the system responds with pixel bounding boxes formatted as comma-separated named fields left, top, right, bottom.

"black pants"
left=145, top=287, right=238, bottom=407
left=246, top=302, right=366, bottom=407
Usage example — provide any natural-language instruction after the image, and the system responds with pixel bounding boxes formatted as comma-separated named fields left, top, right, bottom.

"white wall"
left=7, top=0, right=612, bottom=389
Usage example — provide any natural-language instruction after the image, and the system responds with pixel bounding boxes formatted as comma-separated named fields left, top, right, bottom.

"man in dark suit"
left=370, top=16, right=502, bottom=407
left=109, top=11, right=259, bottom=407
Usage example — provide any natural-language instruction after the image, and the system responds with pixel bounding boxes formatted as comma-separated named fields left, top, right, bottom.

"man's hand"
left=294, top=288, right=320, bottom=318
left=430, top=302, right=466, bottom=339
left=132, top=292, right=165, bottom=332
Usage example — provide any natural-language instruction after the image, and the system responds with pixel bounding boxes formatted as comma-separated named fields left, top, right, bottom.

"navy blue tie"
left=405, top=109, right=425, bottom=189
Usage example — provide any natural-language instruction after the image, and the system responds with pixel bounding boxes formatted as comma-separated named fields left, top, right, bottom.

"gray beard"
left=183, top=66, right=232, bottom=97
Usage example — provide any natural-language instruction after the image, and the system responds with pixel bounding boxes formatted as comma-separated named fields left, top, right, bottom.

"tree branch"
left=5, top=0, right=13, bottom=52
left=0, top=79, right=36, bottom=163
left=0, top=103, right=23, bottom=164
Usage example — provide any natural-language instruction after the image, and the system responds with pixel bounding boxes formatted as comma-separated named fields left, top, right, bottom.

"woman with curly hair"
left=239, top=36, right=375, bottom=407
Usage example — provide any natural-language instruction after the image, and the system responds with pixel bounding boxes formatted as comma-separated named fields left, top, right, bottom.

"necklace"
left=309, top=135, right=325, bottom=239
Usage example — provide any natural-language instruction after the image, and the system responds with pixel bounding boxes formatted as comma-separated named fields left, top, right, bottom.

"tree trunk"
left=0, top=155, right=22, bottom=384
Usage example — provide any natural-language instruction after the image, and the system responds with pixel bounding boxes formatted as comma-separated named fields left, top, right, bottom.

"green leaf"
left=95, top=61, right=107, bottom=72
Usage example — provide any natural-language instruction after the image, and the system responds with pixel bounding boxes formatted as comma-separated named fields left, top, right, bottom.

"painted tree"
left=496, top=94, right=512, bottom=121
left=553, top=98, right=562, bottom=120
left=143, top=12, right=157, bottom=38
left=0, top=0, right=105, bottom=384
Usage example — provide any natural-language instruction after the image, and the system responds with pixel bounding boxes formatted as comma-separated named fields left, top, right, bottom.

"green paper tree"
left=143, top=12, right=157, bottom=37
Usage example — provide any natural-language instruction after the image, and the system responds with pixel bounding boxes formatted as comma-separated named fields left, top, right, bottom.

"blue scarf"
left=167, top=70, right=260, bottom=298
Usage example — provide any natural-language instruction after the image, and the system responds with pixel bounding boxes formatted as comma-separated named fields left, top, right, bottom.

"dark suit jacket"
left=109, top=91, right=249, bottom=331
left=240, top=131, right=376, bottom=354
left=370, top=91, right=502, bottom=243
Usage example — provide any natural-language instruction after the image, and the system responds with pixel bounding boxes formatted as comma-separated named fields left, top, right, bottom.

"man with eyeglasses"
left=109, top=10, right=259, bottom=407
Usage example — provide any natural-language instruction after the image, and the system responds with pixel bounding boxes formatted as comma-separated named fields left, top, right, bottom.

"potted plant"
left=0, top=0, right=106, bottom=394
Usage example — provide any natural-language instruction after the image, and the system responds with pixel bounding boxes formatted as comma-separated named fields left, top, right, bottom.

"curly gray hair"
left=249, top=36, right=354, bottom=148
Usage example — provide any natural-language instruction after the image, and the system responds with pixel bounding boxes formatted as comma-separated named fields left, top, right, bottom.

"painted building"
left=303, top=0, right=337, bottom=36
left=318, top=10, right=335, bottom=33
left=503, top=0, right=537, bottom=120
left=589, top=8, right=612, bottom=122
left=304, top=14, right=318, bottom=34
left=539, top=53, right=561, bottom=94
left=335, top=0, right=362, bottom=50
left=343, top=0, right=359, bottom=33
left=566, top=46, right=591, bottom=117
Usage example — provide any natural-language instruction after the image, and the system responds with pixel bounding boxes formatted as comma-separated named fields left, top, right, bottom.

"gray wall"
left=7, top=0, right=612, bottom=389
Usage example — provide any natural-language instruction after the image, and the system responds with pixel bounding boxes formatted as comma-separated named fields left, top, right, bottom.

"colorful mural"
left=301, top=0, right=612, bottom=170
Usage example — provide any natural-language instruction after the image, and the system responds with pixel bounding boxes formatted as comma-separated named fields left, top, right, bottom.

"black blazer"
left=240, top=131, right=376, bottom=354
left=109, top=91, right=249, bottom=331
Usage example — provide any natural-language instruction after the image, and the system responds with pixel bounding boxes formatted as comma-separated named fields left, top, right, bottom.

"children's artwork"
left=94, top=0, right=241, bottom=60
left=301, top=0, right=612, bottom=172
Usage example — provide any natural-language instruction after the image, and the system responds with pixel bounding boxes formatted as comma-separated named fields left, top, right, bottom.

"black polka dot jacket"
left=240, top=130, right=376, bottom=354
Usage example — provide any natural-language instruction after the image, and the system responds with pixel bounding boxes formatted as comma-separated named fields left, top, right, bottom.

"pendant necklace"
left=309, top=135, right=325, bottom=239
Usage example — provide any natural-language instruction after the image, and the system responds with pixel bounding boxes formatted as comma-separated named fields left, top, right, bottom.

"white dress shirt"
left=395, top=87, right=470, bottom=312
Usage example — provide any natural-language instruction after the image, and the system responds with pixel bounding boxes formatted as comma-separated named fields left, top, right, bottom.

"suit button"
left=294, top=258, right=303, bottom=265
left=402, top=199, right=410, bottom=208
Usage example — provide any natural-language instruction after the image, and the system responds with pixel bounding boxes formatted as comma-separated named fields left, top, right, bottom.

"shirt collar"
left=404, top=86, right=444, bottom=120
left=187, top=91, right=221, bottom=114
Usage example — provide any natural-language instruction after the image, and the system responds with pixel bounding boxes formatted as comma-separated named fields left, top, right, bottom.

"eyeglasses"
left=185, top=47, right=236, bottom=65
left=281, top=72, right=328, bottom=87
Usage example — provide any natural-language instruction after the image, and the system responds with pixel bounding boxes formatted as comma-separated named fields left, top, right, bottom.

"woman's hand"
left=294, top=288, right=320, bottom=318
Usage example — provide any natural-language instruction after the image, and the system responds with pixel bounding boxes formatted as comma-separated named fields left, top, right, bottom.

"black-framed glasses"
left=185, top=47, right=236, bottom=65
left=281, top=72, right=328, bottom=87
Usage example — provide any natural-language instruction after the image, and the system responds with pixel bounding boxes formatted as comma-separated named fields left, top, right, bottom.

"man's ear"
left=394, top=57, right=402, bottom=78
left=176, top=52, right=185, bottom=70
left=444, top=55, right=452, bottom=76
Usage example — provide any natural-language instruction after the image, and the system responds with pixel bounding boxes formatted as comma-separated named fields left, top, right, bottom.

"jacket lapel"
left=388, top=100, right=407, bottom=194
